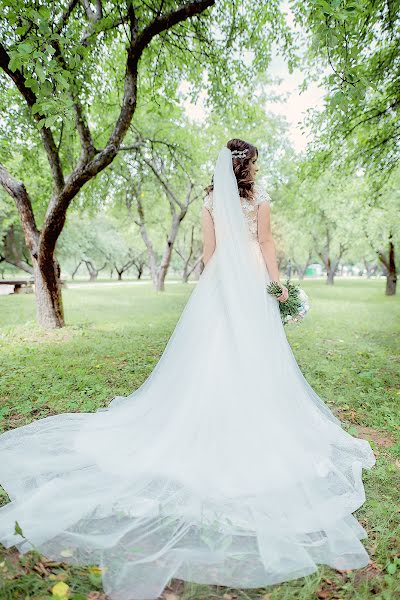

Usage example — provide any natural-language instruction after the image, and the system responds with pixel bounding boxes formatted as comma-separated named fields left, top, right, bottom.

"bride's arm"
left=257, top=202, right=281, bottom=282
left=202, top=207, right=216, bottom=265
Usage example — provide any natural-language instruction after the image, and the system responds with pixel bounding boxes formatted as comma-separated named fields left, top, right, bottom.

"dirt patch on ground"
left=352, top=425, right=396, bottom=448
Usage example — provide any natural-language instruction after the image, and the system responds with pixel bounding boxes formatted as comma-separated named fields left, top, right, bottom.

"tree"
left=58, top=212, right=137, bottom=281
left=360, top=170, right=399, bottom=295
left=2, top=0, right=291, bottom=327
left=293, top=0, right=400, bottom=184
left=174, top=224, right=203, bottom=282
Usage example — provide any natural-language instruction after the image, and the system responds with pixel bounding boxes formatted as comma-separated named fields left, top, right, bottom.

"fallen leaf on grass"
left=33, top=561, right=51, bottom=577
left=49, top=572, right=68, bottom=581
left=52, top=580, right=70, bottom=598
left=88, top=565, right=103, bottom=574
left=336, top=568, right=353, bottom=575
left=353, top=561, right=383, bottom=585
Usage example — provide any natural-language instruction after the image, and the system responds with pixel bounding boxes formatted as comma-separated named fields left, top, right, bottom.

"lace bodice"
left=203, top=185, right=271, bottom=240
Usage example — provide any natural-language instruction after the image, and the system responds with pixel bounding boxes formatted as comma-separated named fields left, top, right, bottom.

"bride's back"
left=203, top=185, right=271, bottom=241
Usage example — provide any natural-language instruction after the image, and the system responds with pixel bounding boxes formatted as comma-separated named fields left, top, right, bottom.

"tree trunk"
left=298, top=268, right=306, bottom=280
left=33, top=254, right=64, bottom=328
left=194, top=259, right=204, bottom=280
left=286, top=259, right=292, bottom=279
left=385, top=239, right=397, bottom=295
left=378, top=234, right=397, bottom=296
left=363, top=257, right=375, bottom=279
left=71, top=260, right=82, bottom=280
left=156, top=217, right=181, bottom=291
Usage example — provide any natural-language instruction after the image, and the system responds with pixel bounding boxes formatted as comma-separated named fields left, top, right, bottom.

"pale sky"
left=264, top=53, right=326, bottom=153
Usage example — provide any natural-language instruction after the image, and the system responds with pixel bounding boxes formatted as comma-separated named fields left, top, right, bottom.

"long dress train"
left=0, top=176, right=376, bottom=600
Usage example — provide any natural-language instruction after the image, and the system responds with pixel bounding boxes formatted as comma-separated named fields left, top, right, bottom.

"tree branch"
left=0, top=164, right=40, bottom=257
left=55, top=0, right=81, bottom=34
left=50, top=39, right=97, bottom=165
left=0, top=44, right=65, bottom=193
left=1, top=224, right=34, bottom=274
left=134, top=0, right=214, bottom=63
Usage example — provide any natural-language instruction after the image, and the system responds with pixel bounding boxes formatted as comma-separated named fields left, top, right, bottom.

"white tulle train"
left=0, top=236, right=376, bottom=600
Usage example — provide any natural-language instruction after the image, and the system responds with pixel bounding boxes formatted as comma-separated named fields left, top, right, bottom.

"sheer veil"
left=211, top=146, right=273, bottom=368
left=211, top=145, right=342, bottom=424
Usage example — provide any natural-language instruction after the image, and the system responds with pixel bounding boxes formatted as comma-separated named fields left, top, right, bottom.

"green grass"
left=0, top=278, right=399, bottom=600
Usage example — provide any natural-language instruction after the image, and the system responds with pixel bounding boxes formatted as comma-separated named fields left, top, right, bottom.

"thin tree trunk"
left=71, top=260, right=82, bottom=280
left=156, top=216, right=181, bottom=291
left=183, top=253, right=203, bottom=282
left=84, top=260, right=106, bottom=281
left=379, top=236, right=397, bottom=296
left=193, top=259, right=203, bottom=280
left=326, top=265, right=335, bottom=285
left=362, top=257, right=376, bottom=279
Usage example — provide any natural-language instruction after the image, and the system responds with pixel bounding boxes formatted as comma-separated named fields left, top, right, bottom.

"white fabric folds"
left=0, top=147, right=376, bottom=600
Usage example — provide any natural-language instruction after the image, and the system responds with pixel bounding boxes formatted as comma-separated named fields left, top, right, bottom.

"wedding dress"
left=0, top=147, right=376, bottom=600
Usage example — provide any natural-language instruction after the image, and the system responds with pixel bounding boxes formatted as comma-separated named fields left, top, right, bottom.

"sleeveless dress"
left=0, top=184, right=376, bottom=600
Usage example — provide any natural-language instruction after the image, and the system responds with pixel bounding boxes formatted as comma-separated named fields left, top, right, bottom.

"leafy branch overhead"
left=293, top=0, right=400, bottom=181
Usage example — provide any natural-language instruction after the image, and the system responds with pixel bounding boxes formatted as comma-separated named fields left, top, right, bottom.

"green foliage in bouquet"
left=267, top=279, right=307, bottom=325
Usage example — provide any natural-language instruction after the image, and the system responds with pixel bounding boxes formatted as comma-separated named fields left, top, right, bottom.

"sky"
left=263, top=54, right=326, bottom=153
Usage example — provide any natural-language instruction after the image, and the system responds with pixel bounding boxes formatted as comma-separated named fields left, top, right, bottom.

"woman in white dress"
left=0, top=139, right=376, bottom=600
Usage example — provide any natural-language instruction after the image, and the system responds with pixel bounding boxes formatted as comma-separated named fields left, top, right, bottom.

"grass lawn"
left=0, top=278, right=399, bottom=599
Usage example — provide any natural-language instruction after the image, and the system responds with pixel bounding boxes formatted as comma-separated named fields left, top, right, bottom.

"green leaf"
left=19, top=42, right=33, bottom=55
left=14, top=520, right=24, bottom=537
left=39, top=19, right=50, bottom=34
left=317, top=0, right=336, bottom=15
left=42, top=80, right=53, bottom=95
left=39, top=6, right=51, bottom=19
left=55, top=73, right=70, bottom=89
left=35, top=63, right=46, bottom=82
left=8, top=56, right=21, bottom=72
left=15, top=25, right=29, bottom=36
left=45, top=115, right=59, bottom=127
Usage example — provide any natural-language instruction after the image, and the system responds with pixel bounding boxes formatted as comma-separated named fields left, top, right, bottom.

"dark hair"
left=205, top=138, right=258, bottom=200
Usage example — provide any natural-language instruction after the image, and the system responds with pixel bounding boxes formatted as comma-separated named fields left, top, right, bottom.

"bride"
left=0, top=139, right=376, bottom=600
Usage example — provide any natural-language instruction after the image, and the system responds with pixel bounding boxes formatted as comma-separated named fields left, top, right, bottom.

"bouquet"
left=267, top=278, right=310, bottom=325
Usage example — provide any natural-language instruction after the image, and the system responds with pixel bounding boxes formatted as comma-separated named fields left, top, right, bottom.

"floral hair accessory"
left=231, top=149, right=249, bottom=160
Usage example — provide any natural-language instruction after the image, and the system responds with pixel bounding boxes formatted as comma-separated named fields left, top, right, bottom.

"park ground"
left=0, top=278, right=399, bottom=599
